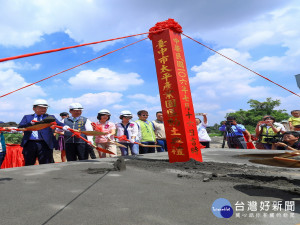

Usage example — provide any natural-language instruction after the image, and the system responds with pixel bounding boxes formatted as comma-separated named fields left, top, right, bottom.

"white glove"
left=30, top=120, right=36, bottom=125
left=62, top=125, right=70, bottom=131
left=129, top=138, right=135, bottom=143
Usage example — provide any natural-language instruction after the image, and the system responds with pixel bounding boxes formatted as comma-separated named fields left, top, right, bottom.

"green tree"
left=3, top=133, right=23, bottom=144
left=207, top=123, right=223, bottom=136
left=225, top=98, right=290, bottom=132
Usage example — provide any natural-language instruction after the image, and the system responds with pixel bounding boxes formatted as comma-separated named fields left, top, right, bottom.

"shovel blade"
left=81, top=130, right=107, bottom=136
left=96, top=146, right=115, bottom=155
left=24, top=123, right=53, bottom=131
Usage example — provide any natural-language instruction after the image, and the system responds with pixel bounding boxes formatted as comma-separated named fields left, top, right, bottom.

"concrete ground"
left=0, top=148, right=300, bottom=225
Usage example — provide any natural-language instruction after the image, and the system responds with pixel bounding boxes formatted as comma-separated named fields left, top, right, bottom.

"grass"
left=208, top=133, right=223, bottom=137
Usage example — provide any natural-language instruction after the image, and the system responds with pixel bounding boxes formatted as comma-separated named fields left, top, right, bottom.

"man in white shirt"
left=196, top=113, right=211, bottom=148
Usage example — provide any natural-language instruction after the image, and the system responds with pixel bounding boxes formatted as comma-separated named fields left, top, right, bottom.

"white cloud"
left=127, top=93, right=160, bottom=104
left=237, top=31, right=274, bottom=48
left=0, top=61, right=40, bottom=70
left=191, top=48, right=254, bottom=83
left=190, top=48, right=272, bottom=100
left=189, top=48, right=277, bottom=121
left=0, top=69, right=46, bottom=122
left=275, top=93, right=300, bottom=114
left=48, top=92, right=123, bottom=112
left=0, top=69, right=45, bottom=97
left=193, top=102, right=220, bottom=112
left=196, top=2, right=300, bottom=75
left=124, top=59, right=133, bottom=63
left=0, top=0, right=290, bottom=49
left=68, top=68, right=144, bottom=91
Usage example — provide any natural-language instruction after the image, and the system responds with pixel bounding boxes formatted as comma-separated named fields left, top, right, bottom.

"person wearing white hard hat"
left=62, top=103, right=96, bottom=161
left=115, top=110, right=139, bottom=156
left=94, top=109, right=117, bottom=158
left=18, top=99, right=65, bottom=166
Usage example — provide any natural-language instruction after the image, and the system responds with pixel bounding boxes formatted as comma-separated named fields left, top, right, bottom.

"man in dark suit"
left=18, top=99, right=66, bottom=166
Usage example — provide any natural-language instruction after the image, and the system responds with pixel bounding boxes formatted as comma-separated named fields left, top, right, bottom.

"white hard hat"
left=98, top=109, right=111, bottom=115
left=33, top=99, right=49, bottom=108
left=69, top=103, right=84, bottom=110
left=120, top=110, right=132, bottom=117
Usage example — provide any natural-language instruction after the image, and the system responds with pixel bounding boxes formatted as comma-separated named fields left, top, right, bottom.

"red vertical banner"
left=149, top=19, right=203, bottom=163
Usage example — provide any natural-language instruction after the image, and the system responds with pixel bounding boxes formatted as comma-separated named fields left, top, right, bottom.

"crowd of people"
left=219, top=110, right=300, bottom=151
left=0, top=98, right=299, bottom=169
left=0, top=99, right=170, bottom=168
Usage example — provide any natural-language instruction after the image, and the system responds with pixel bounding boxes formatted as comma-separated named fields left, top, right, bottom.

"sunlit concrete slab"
left=0, top=149, right=299, bottom=225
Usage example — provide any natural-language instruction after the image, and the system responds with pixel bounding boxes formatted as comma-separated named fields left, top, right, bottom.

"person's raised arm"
left=203, top=113, right=208, bottom=125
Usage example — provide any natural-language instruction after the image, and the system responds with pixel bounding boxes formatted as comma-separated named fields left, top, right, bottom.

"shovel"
left=20, top=116, right=57, bottom=131
left=53, top=125, right=115, bottom=155
left=272, top=156, right=300, bottom=167
left=106, top=137, right=127, bottom=148
left=80, top=130, right=108, bottom=136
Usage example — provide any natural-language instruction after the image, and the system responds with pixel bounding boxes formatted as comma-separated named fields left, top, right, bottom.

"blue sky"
left=0, top=0, right=299, bottom=125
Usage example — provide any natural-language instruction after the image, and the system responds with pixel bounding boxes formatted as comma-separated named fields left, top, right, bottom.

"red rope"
left=0, top=37, right=148, bottom=98
left=182, top=33, right=300, bottom=98
left=0, top=31, right=157, bottom=63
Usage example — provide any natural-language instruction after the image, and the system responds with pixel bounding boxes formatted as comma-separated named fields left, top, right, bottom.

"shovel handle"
left=52, top=125, right=115, bottom=155
left=115, top=135, right=140, bottom=145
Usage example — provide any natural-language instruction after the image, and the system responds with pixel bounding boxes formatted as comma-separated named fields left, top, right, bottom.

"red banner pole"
left=149, top=19, right=203, bottom=163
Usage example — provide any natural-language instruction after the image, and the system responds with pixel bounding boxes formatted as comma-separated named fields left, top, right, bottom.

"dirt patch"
left=125, top=158, right=300, bottom=195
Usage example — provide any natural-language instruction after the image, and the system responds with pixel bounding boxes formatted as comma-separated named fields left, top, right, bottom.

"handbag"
left=255, top=141, right=265, bottom=149
left=255, top=127, right=265, bottom=149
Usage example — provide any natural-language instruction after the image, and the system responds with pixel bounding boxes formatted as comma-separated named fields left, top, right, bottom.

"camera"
left=264, top=136, right=283, bottom=144
left=225, top=121, right=233, bottom=126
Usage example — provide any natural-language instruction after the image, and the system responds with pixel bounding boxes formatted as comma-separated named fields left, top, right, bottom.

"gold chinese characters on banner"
left=151, top=29, right=203, bottom=163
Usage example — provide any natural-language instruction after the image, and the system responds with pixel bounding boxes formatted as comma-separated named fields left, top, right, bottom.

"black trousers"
left=139, top=142, right=156, bottom=154
left=0, top=152, right=6, bottom=168
left=200, top=141, right=210, bottom=148
left=22, top=140, right=54, bottom=166
left=65, top=143, right=89, bottom=161
left=227, top=136, right=247, bottom=149
left=86, top=144, right=96, bottom=159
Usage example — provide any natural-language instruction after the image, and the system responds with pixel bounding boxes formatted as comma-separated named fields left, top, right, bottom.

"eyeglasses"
left=124, top=116, right=132, bottom=119
left=141, top=114, right=149, bottom=116
left=264, top=117, right=272, bottom=120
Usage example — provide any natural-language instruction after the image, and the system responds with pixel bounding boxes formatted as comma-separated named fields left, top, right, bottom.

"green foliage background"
left=207, top=98, right=290, bottom=135
left=3, top=133, right=23, bottom=144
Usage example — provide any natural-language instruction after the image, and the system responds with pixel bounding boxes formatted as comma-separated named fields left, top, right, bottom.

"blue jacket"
left=18, top=114, right=64, bottom=149
left=0, top=133, right=6, bottom=153
left=219, top=124, right=246, bottom=137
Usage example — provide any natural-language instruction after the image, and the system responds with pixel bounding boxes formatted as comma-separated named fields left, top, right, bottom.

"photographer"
left=255, top=115, right=281, bottom=149
left=219, top=116, right=251, bottom=149
left=272, top=131, right=300, bottom=151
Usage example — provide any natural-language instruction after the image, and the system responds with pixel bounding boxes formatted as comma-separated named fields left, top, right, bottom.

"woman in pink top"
left=94, top=109, right=117, bottom=158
